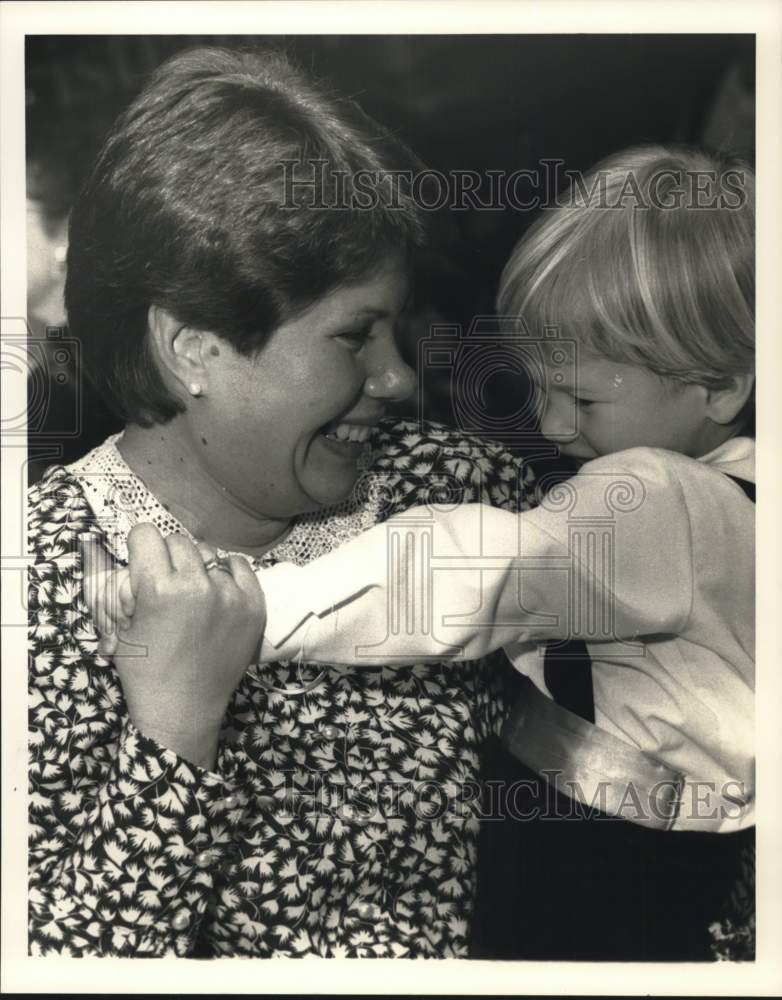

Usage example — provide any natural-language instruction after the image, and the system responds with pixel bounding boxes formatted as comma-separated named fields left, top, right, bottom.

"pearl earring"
left=189, top=382, right=203, bottom=397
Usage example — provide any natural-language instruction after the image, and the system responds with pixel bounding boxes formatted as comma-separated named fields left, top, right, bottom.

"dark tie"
left=543, top=639, right=595, bottom=723
left=726, top=475, right=755, bottom=503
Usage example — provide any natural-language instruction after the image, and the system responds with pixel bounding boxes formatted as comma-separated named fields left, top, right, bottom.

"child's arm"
left=91, top=451, right=707, bottom=671
left=257, top=452, right=696, bottom=666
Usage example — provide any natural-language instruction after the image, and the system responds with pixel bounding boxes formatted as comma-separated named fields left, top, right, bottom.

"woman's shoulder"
left=28, top=463, right=90, bottom=519
left=28, top=465, right=103, bottom=567
left=27, top=465, right=104, bottom=665
left=272, top=418, right=536, bottom=564
left=367, top=417, right=536, bottom=513
left=371, top=416, right=522, bottom=462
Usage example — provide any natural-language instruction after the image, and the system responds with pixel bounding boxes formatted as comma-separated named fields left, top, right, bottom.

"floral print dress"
left=28, top=418, right=535, bottom=958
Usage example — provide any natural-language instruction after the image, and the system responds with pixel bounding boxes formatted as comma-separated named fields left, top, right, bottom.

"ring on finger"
left=203, top=553, right=233, bottom=574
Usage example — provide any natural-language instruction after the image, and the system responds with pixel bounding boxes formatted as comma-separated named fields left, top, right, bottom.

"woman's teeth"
left=323, top=422, right=373, bottom=443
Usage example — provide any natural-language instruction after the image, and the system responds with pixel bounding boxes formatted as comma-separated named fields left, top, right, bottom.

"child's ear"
left=704, top=373, right=755, bottom=426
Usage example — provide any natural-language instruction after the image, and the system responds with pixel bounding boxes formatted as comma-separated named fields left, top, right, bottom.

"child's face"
left=536, top=349, right=716, bottom=463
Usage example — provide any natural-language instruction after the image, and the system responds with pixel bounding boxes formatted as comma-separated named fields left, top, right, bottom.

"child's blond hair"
left=498, top=146, right=754, bottom=415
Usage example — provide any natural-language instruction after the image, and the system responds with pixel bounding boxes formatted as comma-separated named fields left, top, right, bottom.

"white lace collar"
left=66, top=430, right=384, bottom=567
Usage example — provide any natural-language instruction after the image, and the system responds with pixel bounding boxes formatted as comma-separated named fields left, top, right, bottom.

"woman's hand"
left=82, top=524, right=265, bottom=769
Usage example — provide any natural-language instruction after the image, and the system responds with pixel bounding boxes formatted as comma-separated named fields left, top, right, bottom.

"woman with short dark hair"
left=65, top=47, right=426, bottom=426
left=28, top=47, right=534, bottom=958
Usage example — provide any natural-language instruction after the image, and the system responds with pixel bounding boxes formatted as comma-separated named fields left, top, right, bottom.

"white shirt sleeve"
left=256, top=449, right=694, bottom=666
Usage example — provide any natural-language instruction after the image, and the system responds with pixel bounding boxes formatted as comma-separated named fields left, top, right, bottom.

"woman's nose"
left=364, top=353, right=416, bottom=403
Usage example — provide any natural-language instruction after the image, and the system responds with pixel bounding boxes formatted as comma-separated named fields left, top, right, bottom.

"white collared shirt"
left=258, top=439, right=755, bottom=832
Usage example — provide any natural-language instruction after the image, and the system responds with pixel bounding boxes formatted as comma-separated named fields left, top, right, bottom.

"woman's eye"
left=337, top=329, right=372, bottom=350
left=574, top=397, right=595, bottom=409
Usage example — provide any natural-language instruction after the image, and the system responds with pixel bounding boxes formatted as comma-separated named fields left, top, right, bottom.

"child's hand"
left=80, top=537, right=132, bottom=657
left=85, top=538, right=218, bottom=659
left=94, top=565, right=135, bottom=658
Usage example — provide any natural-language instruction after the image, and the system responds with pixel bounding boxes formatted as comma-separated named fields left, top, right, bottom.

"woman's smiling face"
left=187, top=254, right=415, bottom=519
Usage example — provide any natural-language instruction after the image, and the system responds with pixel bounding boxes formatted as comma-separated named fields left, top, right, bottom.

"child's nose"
left=539, top=392, right=573, bottom=441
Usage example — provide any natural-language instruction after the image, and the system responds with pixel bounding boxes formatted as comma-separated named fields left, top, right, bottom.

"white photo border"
left=2, top=1, right=781, bottom=994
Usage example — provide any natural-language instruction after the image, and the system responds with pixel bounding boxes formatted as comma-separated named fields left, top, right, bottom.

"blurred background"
left=25, top=34, right=755, bottom=482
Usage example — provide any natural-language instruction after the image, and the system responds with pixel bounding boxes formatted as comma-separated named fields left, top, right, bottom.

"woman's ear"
left=147, top=305, right=206, bottom=398
left=704, top=372, right=755, bottom=426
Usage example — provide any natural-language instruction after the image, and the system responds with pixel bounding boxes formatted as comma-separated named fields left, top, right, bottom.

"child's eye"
left=337, top=328, right=372, bottom=351
left=574, top=397, right=595, bottom=409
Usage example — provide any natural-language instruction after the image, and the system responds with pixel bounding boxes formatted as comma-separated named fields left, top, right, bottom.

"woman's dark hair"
left=65, top=46, right=427, bottom=425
